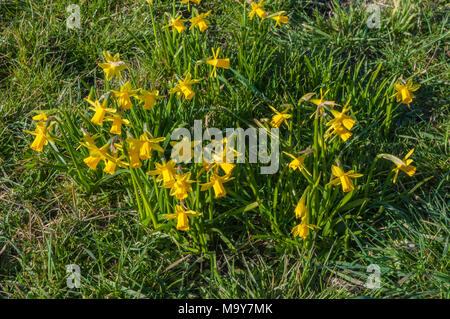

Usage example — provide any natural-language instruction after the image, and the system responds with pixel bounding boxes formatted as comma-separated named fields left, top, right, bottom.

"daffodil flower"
left=200, top=138, right=239, bottom=176
left=392, top=79, right=420, bottom=104
left=23, top=122, right=54, bottom=152
left=139, top=133, right=165, bottom=161
left=200, top=173, right=234, bottom=198
left=378, top=149, right=416, bottom=183
left=249, top=1, right=267, bottom=20
left=283, top=151, right=311, bottom=175
left=32, top=110, right=51, bottom=122
left=104, top=151, right=127, bottom=175
left=270, top=11, right=289, bottom=28
left=126, top=138, right=143, bottom=168
left=104, top=114, right=131, bottom=135
left=138, top=89, right=164, bottom=110
left=169, top=172, right=195, bottom=200
left=206, top=47, right=230, bottom=78
left=291, top=219, right=320, bottom=239
left=164, top=205, right=202, bottom=231
left=163, top=15, right=186, bottom=34
left=147, top=160, right=177, bottom=187
left=82, top=143, right=109, bottom=170
left=78, top=132, right=100, bottom=150
left=169, top=72, right=201, bottom=100
left=189, top=11, right=211, bottom=32
left=98, top=51, right=127, bottom=81
left=85, top=96, right=116, bottom=125
left=326, top=165, right=363, bottom=193
left=325, top=102, right=356, bottom=142
left=111, top=82, right=139, bottom=110
left=170, top=136, right=202, bottom=163
left=269, top=105, right=291, bottom=128
left=294, top=189, right=309, bottom=219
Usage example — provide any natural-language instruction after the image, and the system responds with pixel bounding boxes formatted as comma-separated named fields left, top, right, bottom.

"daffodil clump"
left=24, top=1, right=422, bottom=254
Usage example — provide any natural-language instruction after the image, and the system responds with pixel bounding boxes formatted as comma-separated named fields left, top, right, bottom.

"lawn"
left=0, top=0, right=448, bottom=298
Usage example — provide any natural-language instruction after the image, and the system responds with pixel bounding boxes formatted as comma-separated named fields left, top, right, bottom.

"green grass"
left=0, top=0, right=449, bottom=298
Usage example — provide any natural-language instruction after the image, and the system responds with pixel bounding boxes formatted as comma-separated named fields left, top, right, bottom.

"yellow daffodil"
left=294, top=188, right=310, bottom=219
left=79, top=132, right=100, bottom=149
left=23, top=122, right=54, bottom=152
left=164, top=205, right=202, bottom=231
left=147, top=160, right=177, bottom=187
left=291, top=219, right=320, bottom=239
left=85, top=96, right=116, bottom=125
left=283, top=151, right=311, bottom=175
left=138, top=89, right=164, bottom=110
left=111, top=82, right=139, bottom=110
left=169, top=172, right=195, bottom=200
left=126, top=138, right=142, bottom=168
left=163, top=15, right=186, bottom=33
left=82, top=143, right=109, bottom=170
left=139, top=133, right=165, bottom=161
left=189, top=11, right=211, bottom=32
left=326, top=165, right=363, bottom=193
left=169, top=72, right=201, bottom=100
left=104, top=151, right=127, bottom=175
left=206, top=47, right=230, bottom=78
left=249, top=1, right=266, bottom=20
left=181, top=0, right=201, bottom=11
left=200, top=173, right=234, bottom=198
left=378, top=149, right=416, bottom=183
left=269, top=105, right=291, bottom=128
left=392, top=79, right=420, bottom=104
left=98, top=51, right=127, bottom=81
left=104, top=114, right=131, bottom=135
left=325, top=102, right=356, bottom=142
left=32, top=110, right=51, bottom=122
left=200, top=138, right=240, bottom=176
left=270, top=11, right=289, bottom=28
left=146, top=0, right=153, bottom=5
left=170, top=136, right=202, bottom=163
